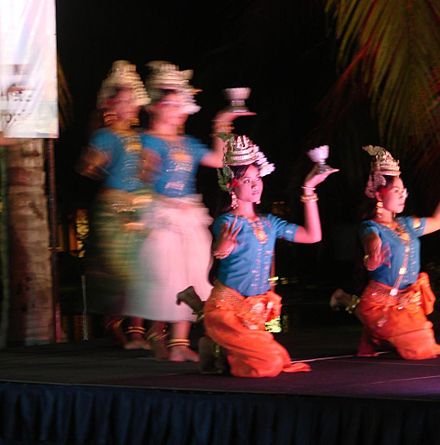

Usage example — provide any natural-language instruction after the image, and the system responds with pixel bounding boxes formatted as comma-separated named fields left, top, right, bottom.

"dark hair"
left=359, top=174, right=397, bottom=221
left=231, top=164, right=255, bottom=180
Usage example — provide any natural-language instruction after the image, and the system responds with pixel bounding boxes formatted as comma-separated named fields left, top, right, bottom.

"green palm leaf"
left=324, top=0, right=440, bottom=171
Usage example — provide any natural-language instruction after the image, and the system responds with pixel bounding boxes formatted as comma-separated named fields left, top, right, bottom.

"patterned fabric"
left=126, top=133, right=213, bottom=323
left=89, top=128, right=144, bottom=192
left=360, top=216, right=426, bottom=289
left=204, top=282, right=310, bottom=377
left=357, top=273, right=440, bottom=360
left=141, top=134, right=209, bottom=197
left=213, top=213, right=298, bottom=296
left=126, top=195, right=213, bottom=322
left=85, top=189, right=152, bottom=316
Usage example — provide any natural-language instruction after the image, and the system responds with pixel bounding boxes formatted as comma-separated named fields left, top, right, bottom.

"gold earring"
left=103, top=110, right=117, bottom=126
left=376, top=200, right=383, bottom=219
left=130, top=116, right=140, bottom=127
left=230, top=191, right=238, bottom=209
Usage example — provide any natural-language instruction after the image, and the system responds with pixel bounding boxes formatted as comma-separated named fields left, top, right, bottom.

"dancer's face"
left=112, top=89, right=140, bottom=122
left=155, top=92, right=189, bottom=127
left=234, top=164, right=263, bottom=204
left=377, top=176, right=407, bottom=215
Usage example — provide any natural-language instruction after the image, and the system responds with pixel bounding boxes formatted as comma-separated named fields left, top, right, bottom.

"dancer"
left=181, top=134, right=337, bottom=377
left=77, top=60, right=152, bottom=349
left=331, top=145, right=440, bottom=359
left=126, top=61, right=252, bottom=361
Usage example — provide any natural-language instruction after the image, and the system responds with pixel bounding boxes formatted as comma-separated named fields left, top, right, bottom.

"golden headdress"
left=217, top=134, right=275, bottom=191
left=97, top=60, right=150, bottom=109
left=144, top=60, right=200, bottom=114
left=363, top=145, right=400, bottom=198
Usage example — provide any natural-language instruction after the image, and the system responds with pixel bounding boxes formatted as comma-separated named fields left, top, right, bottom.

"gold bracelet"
left=301, top=185, right=316, bottom=192
left=300, top=193, right=318, bottom=203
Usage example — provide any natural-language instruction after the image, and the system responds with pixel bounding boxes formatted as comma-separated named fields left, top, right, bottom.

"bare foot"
left=148, top=335, right=169, bottom=360
left=169, top=346, right=200, bottom=363
left=123, top=338, right=151, bottom=350
left=105, top=318, right=127, bottom=346
left=329, top=288, right=353, bottom=311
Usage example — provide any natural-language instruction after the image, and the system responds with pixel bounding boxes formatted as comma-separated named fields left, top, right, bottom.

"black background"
left=54, top=0, right=440, bottom=295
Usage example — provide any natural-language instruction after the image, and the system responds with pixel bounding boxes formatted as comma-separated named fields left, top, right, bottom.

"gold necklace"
left=378, top=220, right=409, bottom=242
left=114, top=129, right=142, bottom=153
left=247, top=217, right=268, bottom=243
left=393, top=222, right=410, bottom=242
left=375, top=218, right=396, bottom=229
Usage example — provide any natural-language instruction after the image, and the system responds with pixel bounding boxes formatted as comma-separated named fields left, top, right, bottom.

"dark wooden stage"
left=1, top=312, right=440, bottom=445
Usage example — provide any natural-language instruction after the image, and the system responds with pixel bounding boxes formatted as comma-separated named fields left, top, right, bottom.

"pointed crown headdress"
left=217, top=134, right=275, bottom=191
left=144, top=60, right=200, bottom=114
left=363, top=145, right=400, bottom=198
left=97, top=60, right=150, bottom=109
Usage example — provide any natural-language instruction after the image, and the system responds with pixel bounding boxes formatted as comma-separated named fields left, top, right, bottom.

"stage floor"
left=3, top=317, right=440, bottom=444
left=2, top=322, right=440, bottom=402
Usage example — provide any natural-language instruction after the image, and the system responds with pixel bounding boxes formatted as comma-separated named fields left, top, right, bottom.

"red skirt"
left=357, top=272, right=440, bottom=360
left=204, top=282, right=310, bottom=377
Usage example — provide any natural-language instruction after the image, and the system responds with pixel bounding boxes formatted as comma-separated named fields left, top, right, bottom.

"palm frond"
left=319, top=0, right=440, bottom=212
left=324, top=0, right=440, bottom=166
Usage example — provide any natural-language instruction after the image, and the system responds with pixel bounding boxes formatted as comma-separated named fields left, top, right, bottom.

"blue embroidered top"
left=213, top=213, right=299, bottom=297
left=141, top=134, right=210, bottom=197
left=89, top=128, right=143, bottom=192
left=360, top=216, right=426, bottom=289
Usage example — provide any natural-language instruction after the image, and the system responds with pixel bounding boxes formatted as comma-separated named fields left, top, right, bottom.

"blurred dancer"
left=77, top=60, right=152, bottom=349
left=126, top=61, right=253, bottom=361
left=331, top=146, right=440, bottom=359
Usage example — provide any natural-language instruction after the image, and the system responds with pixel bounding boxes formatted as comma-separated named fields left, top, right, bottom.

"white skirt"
left=125, top=194, right=213, bottom=322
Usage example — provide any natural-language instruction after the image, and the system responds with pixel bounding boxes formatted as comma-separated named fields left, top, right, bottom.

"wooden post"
left=0, top=146, right=9, bottom=348
left=46, top=138, right=64, bottom=342
left=7, top=139, right=54, bottom=345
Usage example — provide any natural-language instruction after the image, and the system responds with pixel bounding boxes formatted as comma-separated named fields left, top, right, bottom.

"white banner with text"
left=0, top=0, right=58, bottom=138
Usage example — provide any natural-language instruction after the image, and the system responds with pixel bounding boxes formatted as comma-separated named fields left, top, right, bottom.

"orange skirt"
left=357, top=272, right=440, bottom=360
left=203, top=282, right=310, bottom=377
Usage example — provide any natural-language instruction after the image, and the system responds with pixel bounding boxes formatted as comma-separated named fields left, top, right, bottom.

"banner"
left=0, top=0, right=58, bottom=138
